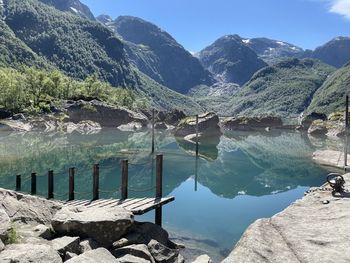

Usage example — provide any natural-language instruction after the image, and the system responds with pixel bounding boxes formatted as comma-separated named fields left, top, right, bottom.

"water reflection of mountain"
left=0, top=130, right=328, bottom=200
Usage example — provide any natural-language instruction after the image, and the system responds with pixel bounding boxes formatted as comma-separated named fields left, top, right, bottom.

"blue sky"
left=81, top=0, right=350, bottom=52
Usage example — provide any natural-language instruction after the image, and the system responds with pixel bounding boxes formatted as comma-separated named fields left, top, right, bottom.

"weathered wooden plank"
left=131, top=197, right=175, bottom=215
left=118, top=197, right=149, bottom=208
left=123, top=198, right=155, bottom=209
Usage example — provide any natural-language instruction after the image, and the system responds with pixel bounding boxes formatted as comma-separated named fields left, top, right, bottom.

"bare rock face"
left=65, top=247, right=118, bottom=263
left=222, top=173, right=350, bottom=263
left=0, top=244, right=62, bottom=263
left=0, top=209, right=11, bottom=242
left=65, top=100, right=148, bottom=128
left=51, top=206, right=134, bottom=248
left=0, top=188, right=62, bottom=224
left=175, top=112, right=222, bottom=137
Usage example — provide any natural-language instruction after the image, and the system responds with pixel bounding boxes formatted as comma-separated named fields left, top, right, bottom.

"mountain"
left=311, top=37, right=350, bottom=68
left=198, top=35, right=267, bottom=86
left=98, top=15, right=214, bottom=94
left=224, top=58, right=335, bottom=117
left=307, top=63, right=350, bottom=114
left=39, top=0, right=95, bottom=20
left=243, top=37, right=304, bottom=64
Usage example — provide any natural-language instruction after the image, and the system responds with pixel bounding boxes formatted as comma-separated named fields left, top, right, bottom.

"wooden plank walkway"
left=64, top=197, right=175, bottom=215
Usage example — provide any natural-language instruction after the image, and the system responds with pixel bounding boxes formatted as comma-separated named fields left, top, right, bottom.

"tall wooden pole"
left=16, top=175, right=21, bottom=192
left=68, top=168, right=75, bottom=201
left=194, top=157, right=198, bottom=192
left=121, top=160, right=128, bottom=200
left=345, top=95, right=349, bottom=168
left=195, top=114, right=199, bottom=157
left=92, top=164, right=99, bottom=201
left=48, top=170, right=54, bottom=199
left=31, top=173, right=36, bottom=195
left=155, top=154, right=163, bottom=226
left=152, top=109, right=155, bottom=154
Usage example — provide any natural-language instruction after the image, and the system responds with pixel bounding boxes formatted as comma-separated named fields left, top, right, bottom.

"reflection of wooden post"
left=121, top=160, right=128, bottom=200
left=31, top=173, right=36, bottom=195
left=196, top=114, right=199, bottom=157
left=155, top=154, right=163, bottom=226
left=152, top=109, right=155, bottom=154
left=48, top=170, right=54, bottom=199
left=345, top=95, right=349, bottom=168
left=16, top=175, right=21, bottom=191
left=195, top=157, right=198, bottom=192
left=93, top=164, right=99, bottom=201
left=68, top=168, right=75, bottom=201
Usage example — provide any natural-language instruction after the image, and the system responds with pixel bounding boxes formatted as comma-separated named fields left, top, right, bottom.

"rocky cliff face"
left=198, top=35, right=267, bottom=86
left=39, top=0, right=95, bottom=20
left=98, top=15, right=214, bottom=94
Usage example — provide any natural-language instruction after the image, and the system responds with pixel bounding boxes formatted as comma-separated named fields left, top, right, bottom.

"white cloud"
left=329, top=0, right=350, bottom=19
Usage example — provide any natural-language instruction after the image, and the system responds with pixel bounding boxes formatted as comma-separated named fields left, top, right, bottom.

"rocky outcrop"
left=307, top=118, right=345, bottom=138
left=65, top=100, right=148, bottom=128
left=51, top=206, right=134, bottom=248
left=222, top=173, right=350, bottom=263
left=175, top=112, right=222, bottom=137
left=0, top=188, right=62, bottom=224
left=221, top=116, right=283, bottom=131
left=0, top=244, right=62, bottom=263
left=300, top=112, right=327, bottom=130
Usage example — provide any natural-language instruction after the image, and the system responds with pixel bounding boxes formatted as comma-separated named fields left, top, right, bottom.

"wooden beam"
left=121, top=160, right=128, bottom=200
left=155, top=154, right=163, bottom=226
left=48, top=170, right=54, bottom=199
left=31, top=173, right=36, bottom=195
left=92, top=164, right=99, bottom=201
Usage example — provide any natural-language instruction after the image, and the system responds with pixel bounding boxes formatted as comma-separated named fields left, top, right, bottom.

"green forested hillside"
left=307, top=63, right=350, bottom=114
left=224, top=58, right=335, bottom=117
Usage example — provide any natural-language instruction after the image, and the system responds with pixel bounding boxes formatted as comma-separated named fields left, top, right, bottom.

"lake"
left=0, top=128, right=334, bottom=262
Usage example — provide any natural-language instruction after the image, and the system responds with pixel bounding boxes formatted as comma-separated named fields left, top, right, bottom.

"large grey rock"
left=76, top=120, right=101, bottom=134
left=116, top=254, right=152, bottom=263
left=147, top=239, right=179, bottom=263
left=221, top=116, right=283, bottom=131
left=0, top=244, right=62, bottom=263
left=66, top=100, right=148, bottom=128
left=0, top=209, right=11, bottom=242
left=51, top=236, right=80, bottom=257
left=65, top=247, right=119, bottom=263
left=301, top=112, right=327, bottom=129
left=308, top=120, right=328, bottom=137
left=112, top=222, right=177, bottom=249
left=191, top=254, right=212, bottom=263
left=0, top=188, right=62, bottom=224
left=52, top=206, right=134, bottom=247
left=79, top=238, right=99, bottom=253
left=175, top=112, right=222, bottom=137
left=0, top=239, right=4, bottom=251
left=222, top=173, right=350, bottom=263
left=112, top=244, right=155, bottom=263
left=118, top=121, right=144, bottom=131
left=34, top=224, right=54, bottom=239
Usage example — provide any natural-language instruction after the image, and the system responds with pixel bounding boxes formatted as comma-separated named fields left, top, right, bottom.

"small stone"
left=147, top=239, right=179, bottom=263
left=322, top=200, right=330, bottom=204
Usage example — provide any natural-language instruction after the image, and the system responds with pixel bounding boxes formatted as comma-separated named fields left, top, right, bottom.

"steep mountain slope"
left=225, top=58, right=335, bottom=117
left=98, top=15, right=214, bottom=94
left=312, top=37, right=350, bottom=68
left=307, top=63, right=350, bottom=114
left=198, top=35, right=267, bottom=86
left=4, top=0, right=135, bottom=87
left=39, top=0, right=95, bottom=20
left=243, top=37, right=304, bottom=64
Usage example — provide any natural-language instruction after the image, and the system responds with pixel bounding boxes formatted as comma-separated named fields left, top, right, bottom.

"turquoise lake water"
left=0, top=129, right=332, bottom=261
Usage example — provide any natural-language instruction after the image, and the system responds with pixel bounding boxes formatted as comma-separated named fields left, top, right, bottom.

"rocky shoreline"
left=0, top=188, right=213, bottom=263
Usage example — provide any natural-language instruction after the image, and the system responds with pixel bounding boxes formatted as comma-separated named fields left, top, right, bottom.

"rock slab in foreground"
left=52, top=206, right=134, bottom=247
left=65, top=247, right=118, bottom=263
left=222, top=173, right=350, bottom=263
left=0, top=244, right=62, bottom=263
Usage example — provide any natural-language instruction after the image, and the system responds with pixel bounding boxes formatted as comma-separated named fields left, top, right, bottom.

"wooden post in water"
left=345, top=95, right=349, bottom=168
left=121, top=160, right=128, bottom=200
left=155, top=154, right=163, bottom=226
left=194, top=157, right=198, bottom=192
left=152, top=109, right=155, bottom=154
left=195, top=114, right=199, bottom=157
left=16, top=175, right=21, bottom=191
left=48, top=170, right=54, bottom=199
left=31, top=173, right=36, bottom=195
left=68, top=168, right=75, bottom=201
left=92, top=164, right=99, bottom=201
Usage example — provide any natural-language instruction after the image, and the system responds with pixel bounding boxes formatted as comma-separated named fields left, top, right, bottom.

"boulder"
left=147, top=239, right=179, bottom=263
left=65, top=248, right=118, bottom=263
left=155, top=109, right=186, bottom=126
left=191, top=254, right=212, bottom=263
left=51, top=236, right=80, bottom=257
left=0, top=244, right=62, bottom=263
left=0, top=108, right=12, bottom=119
left=65, top=100, right=148, bottom=128
left=175, top=112, right=222, bottom=137
left=300, top=112, right=327, bottom=129
left=12, top=113, right=26, bottom=121
left=0, top=209, right=11, bottom=242
left=79, top=238, right=99, bottom=253
left=0, top=188, right=62, bottom=224
left=221, top=116, right=283, bottom=131
left=118, top=121, right=144, bottom=131
left=112, top=222, right=177, bottom=250
left=51, top=206, right=134, bottom=248
left=116, top=254, right=152, bottom=263
left=112, top=244, right=155, bottom=263
left=76, top=120, right=101, bottom=134
left=308, top=120, right=328, bottom=137
left=154, top=122, right=168, bottom=130
left=34, top=224, right=54, bottom=239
